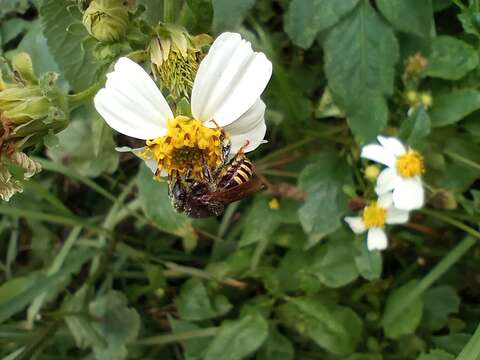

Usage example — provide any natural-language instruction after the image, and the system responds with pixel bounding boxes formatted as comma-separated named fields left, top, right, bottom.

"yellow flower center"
left=362, top=202, right=387, bottom=229
left=143, top=116, right=224, bottom=179
left=396, top=150, right=424, bottom=178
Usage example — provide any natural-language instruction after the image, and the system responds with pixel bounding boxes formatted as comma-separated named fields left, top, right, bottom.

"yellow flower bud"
left=269, top=198, right=280, bottom=210
left=82, top=0, right=129, bottom=43
left=364, top=165, right=381, bottom=182
left=405, top=90, right=419, bottom=106
left=420, top=92, right=433, bottom=108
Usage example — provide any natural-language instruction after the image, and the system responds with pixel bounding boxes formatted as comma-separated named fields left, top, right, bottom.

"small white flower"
left=94, top=32, right=272, bottom=176
left=345, top=193, right=410, bottom=251
left=361, top=136, right=425, bottom=211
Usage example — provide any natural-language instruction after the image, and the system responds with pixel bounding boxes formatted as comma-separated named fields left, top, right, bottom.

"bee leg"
left=201, top=153, right=214, bottom=182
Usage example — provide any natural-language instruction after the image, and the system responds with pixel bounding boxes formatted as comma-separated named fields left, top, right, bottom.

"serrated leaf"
left=429, top=89, right=480, bottom=127
left=40, top=0, right=101, bottom=91
left=308, top=231, right=359, bottom=288
left=239, top=196, right=299, bottom=247
left=212, top=0, right=255, bottom=32
left=425, top=36, right=479, bottom=80
left=284, top=0, right=359, bottom=49
left=298, top=153, right=352, bottom=247
left=354, top=240, right=382, bottom=281
left=423, top=286, right=460, bottom=331
left=382, top=280, right=424, bottom=339
left=400, top=106, right=431, bottom=147
left=324, top=1, right=399, bottom=141
left=136, top=164, right=197, bottom=242
left=277, top=297, right=362, bottom=355
left=258, top=326, right=294, bottom=360
left=417, top=349, right=454, bottom=360
left=204, top=313, right=268, bottom=360
left=376, top=0, right=433, bottom=38
left=89, top=290, right=141, bottom=360
left=175, top=279, right=232, bottom=321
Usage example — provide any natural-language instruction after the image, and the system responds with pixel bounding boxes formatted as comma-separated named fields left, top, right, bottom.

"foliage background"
left=1, top=0, right=480, bottom=359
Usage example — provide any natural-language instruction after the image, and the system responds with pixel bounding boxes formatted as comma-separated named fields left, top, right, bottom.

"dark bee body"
left=170, top=151, right=263, bottom=218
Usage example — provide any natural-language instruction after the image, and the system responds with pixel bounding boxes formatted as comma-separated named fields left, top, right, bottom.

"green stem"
left=163, top=0, right=175, bottom=23
left=456, top=321, right=480, bottom=360
left=67, top=79, right=105, bottom=110
left=444, top=150, right=480, bottom=172
left=381, top=236, right=476, bottom=327
left=256, top=137, right=316, bottom=165
left=136, top=327, right=218, bottom=346
left=16, top=322, right=61, bottom=360
left=420, top=208, right=480, bottom=239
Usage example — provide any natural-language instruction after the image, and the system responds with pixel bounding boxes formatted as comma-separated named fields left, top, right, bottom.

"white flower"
left=361, top=136, right=425, bottom=211
left=94, top=32, right=272, bottom=176
left=344, top=193, right=410, bottom=251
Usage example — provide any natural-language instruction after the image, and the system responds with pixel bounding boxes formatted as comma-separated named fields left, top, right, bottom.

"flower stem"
left=419, top=208, right=480, bottom=240
left=67, top=79, right=105, bottom=110
left=136, top=327, right=219, bottom=346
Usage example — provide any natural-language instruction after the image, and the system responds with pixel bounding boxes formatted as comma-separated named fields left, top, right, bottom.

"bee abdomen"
left=219, top=157, right=253, bottom=189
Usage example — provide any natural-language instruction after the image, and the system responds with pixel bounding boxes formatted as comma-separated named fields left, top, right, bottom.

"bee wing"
left=201, top=177, right=264, bottom=204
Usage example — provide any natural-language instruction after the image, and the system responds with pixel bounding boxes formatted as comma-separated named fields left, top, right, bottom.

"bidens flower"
left=345, top=193, right=410, bottom=251
left=94, top=32, right=272, bottom=179
left=361, top=136, right=425, bottom=211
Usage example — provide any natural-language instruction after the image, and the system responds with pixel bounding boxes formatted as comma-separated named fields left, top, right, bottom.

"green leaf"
left=185, top=0, right=214, bottom=33
left=212, top=0, right=255, bottom=32
left=277, top=297, right=362, bottom=355
left=376, top=0, right=433, bottom=38
left=382, top=280, right=424, bottom=339
left=425, top=36, right=479, bottom=80
left=136, top=164, right=197, bottom=241
left=423, top=286, right=460, bottom=331
left=284, top=0, right=359, bottom=49
left=89, top=290, right=141, bottom=360
left=429, top=89, right=480, bottom=127
left=175, top=279, right=232, bottom=321
left=1, top=18, right=30, bottom=45
left=239, top=196, right=299, bottom=247
left=258, top=326, right=294, bottom=360
left=40, top=0, right=101, bottom=91
left=308, top=231, right=359, bottom=288
left=137, top=0, right=164, bottom=25
left=400, top=106, right=431, bottom=147
left=0, top=250, right=93, bottom=324
left=46, top=107, right=119, bottom=178
left=354, top=241, right=382, bottom=281
left=433, top=333, right=471, bottom=355
left=168, top=317, right=212, bottom=360
left=297, top=153, right=352, bottom=247
left=456, top=324, right=480, bottom=360
left=204, top=313, right=268, bottom=360
left=324, top=1, right=399, bottom=141
left=417, top=349, right=454, bottom=360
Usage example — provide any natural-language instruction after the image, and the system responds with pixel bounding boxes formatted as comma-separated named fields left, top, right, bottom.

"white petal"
left=361, top=144, right=396, bottom=168
left=375, top=168, right=399, bottom=195
left=229, top=120, right=267, bottom=154
left=115, top=146, right=158, bottom=173
left=222, top=99, right=266, bottom=153
left=94, top=57, right=173, bottom=140
left=378, top=192, right=393, bottom=208
left=191, top=32, right=272, bottom=127
left=344, top=216, right=366, bottom=234
left=377, top=136, right=406, bottom=156
left=367, top=228, right=388, bottom=251
left=386, top=207, right=410, bottom=224
left=392, top=177, right=425, bottom=210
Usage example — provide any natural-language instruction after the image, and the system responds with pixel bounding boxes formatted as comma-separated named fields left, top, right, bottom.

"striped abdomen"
left=218, top=156, right=253, bottom=189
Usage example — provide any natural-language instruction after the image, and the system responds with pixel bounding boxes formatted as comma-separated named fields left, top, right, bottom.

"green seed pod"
left=82, top=0, right=129, bottom=43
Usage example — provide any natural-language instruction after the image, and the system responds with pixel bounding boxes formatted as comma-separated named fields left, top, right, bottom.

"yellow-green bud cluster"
left=0, top=53, right=67, bottom=201
left=82, top=0, right=129, bottom=43
left=149, top=24, right=211, bottom=99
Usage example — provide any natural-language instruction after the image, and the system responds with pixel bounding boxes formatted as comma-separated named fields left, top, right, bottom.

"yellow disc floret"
left=362, top=202, right=387, bottom=229
left=396, top=150, right=424, bottom=178
left=143, top=116, right=224, bottom=179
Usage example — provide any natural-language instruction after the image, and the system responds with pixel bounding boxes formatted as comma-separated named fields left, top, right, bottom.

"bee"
left=169, top=146, right=264, bottom=218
